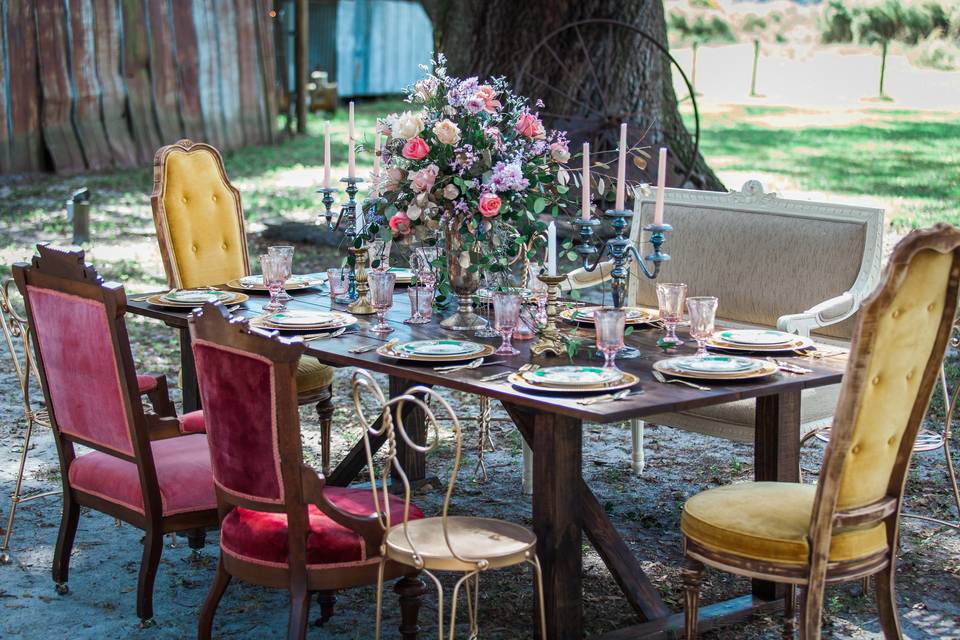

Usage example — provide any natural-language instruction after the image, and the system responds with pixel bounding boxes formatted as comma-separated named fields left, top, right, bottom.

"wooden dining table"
left=127, top=284, right=847, bottom=640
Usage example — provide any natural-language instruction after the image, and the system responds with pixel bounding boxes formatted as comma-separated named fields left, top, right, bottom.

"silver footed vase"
left=440, top=222, right=488, bottom=331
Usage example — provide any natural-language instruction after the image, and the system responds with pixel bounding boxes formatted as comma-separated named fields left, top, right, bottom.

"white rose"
left=395, top=111, right=424, bottom=140
left=407, top=203, right=422, bottom=220
left=415, top=192, right=429, bottom=208
left=432, top=119, right=461, bottom=146
left=443, top=184, right=459, bottom=200
left=444, top=105, right=456, bottom=117
left=415, top=77, right=439, bottom=101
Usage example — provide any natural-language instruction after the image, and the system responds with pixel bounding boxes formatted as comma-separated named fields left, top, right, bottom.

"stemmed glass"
left=326, top=268, right=348, bottom=303
left=528, top=263, right=548, bottom=326
left=656, top=283, right=687, bottom=347
left=474, top=272, right=501, bottom=338
left=368, top=270, right=396, bottom=334
left=369, top=239, right=391, bottom=271
left=492, top=292, right=521, bottom=355
left=267, top=245, right=294, bottom=303
left=687, top=296, right=719, bottom=358
left=595, top=308, right=626, bottom=371
left=413, top=243, right=440, bottom=287
left=260, top=254, right=286, bottom=312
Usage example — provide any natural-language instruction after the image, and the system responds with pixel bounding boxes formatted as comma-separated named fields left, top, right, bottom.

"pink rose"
left=515, top=112, right=543, bottom=139
left=411, top=164, right=439, bottom=193
left=478, top=192, right=502, bottom=218
left=474, top=85, right=502, bottom=113
left=389, top=211, right=413, bottom=236
left=402, top=137, right=430, bottom=160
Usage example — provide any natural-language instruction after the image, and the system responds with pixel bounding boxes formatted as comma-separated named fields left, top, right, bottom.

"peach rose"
left=550, top=142, right=570, bottom=163
left=389, top=211, right=413, bottom=236
left=411, top=164, right=439, bottom=193
left=402, top=137, right=430, bottom=161
left=475, top=85, right=501, bottom=113
left=515, top=112, right=543, bottom=139
left=478, top=192, right=502, bottom=218
left=432, top=119, right=461, bottom=145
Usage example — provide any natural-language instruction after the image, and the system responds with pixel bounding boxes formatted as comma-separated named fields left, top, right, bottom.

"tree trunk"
left=420, top=0, right=723, bottom=191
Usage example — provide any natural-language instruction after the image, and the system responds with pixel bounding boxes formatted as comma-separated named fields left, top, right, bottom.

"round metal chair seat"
left=812, top=427, right=944, bottom=452
left=385, top=516, right=537, bottom=572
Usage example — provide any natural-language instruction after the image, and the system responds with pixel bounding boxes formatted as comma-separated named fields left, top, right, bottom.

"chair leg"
left=52, top=490, right=80, bottom=594
left=395, top=574, right=427, bottom=640
left=529, top=555, right=547, bottom=640
left=2, top=419, right=37, bottom=565
left=316, top=389, right=334, bottom=476
left=783, top=584, right=797, bottom=640
left=798, top=584, right=823, bottom=640
left=186, top=527, right=206, bottom=561
left=288, top=586, right=311, bottom=640
left=314, top=590, right=336, bottom=626
left=449, top=571, right=478, bottom=640
left=874, top=564, right=903, bottom=639
left=630, top=418, right=646, bottom=476
left=198, top=558, right=231, bottom=640
left=137, top=529, right=165, bottom=625
left=521, top=441, right=533, bottom=496
left=681, top=557, right=704, bottom=640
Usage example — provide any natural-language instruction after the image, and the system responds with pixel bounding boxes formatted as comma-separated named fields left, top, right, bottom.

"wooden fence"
left=0, top=0, right=279, bottom=175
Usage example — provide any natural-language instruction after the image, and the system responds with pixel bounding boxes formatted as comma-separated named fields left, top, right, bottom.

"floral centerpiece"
left=362, top=55, right=574, bottom=329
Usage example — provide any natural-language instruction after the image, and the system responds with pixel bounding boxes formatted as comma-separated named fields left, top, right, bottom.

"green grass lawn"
left=687, top=105, right=960, bottom=230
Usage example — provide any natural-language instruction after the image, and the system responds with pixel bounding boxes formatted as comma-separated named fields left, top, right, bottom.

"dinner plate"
left=228, top=274, right=323, bottom=291
left=162, top=288, right=235, bottom=303
left=263, top=310, right=337, bottom=327
left=670, top=355, right=762, bottom=374
left=477, top=287, right=536, bottom=302
left=521, top=365, right=623, bottom=388
left=508, top=371, right=640, bottom=395
left=654, top=357, right=779, bottom=381
left=146, top=291, right=249, bottom=308
left=706, top=333, right=814, bottom=353
left=387, top=267, right=414, bottom=284
left=376, top=341, right=496, bottom=362
left=255, top=311, right=357, bottom=332
left=398, top=340, right=483, bottom=357
left=560, top=306, right=658, bottom=325
left=717, top=329, right=796, bottom=347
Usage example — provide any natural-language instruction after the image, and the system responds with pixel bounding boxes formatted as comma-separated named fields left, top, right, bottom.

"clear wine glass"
left=528, top=263, right=548, bottom=326
left=687, top=296, right=719, bottom=358
left=368, top=270, right=397, bottom=334
left=474, top=272, right=501, bottom=338
left=260, top=254, right=286, bottom=312
left=327, top=268, right=348, bottom=303
left=492, top=292, right=521, bottom=355
left=369, top=239, right=390, bottom=271
left=267, top=245, right=294, bottom=303
left=656, top=282, right=687, bottom=347
left=595, top=307, right=626, bottom=371
left=405, top=284, right=434, bottom=324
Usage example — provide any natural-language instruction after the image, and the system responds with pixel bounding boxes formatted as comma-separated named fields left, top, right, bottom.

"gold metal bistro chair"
left=351, top=370, right=546, bottom=640
left=680, top=224, right=960, bottom=639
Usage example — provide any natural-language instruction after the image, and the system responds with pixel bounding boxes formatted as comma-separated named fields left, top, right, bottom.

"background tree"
left=854, top=1, right=901, bottom=99
left=419, top=0, right=724, bottom=191
left=667, top=10, right=735, bottom=95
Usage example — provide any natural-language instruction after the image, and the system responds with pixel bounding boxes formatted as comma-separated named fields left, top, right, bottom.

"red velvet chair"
left=188, top=303, right=427, bottom=640
left=12, top=245, right=219, bottom=626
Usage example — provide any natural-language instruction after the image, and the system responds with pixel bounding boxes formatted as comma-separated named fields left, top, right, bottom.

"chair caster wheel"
left=139, top=618, right=156, bottom=629
left=55, top=582, right=69, bottom=595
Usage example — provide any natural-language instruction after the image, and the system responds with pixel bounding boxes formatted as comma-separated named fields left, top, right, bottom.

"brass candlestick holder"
left=346, top=246, right=376, bottom=315
left=530, top=274, right=568, bottom=356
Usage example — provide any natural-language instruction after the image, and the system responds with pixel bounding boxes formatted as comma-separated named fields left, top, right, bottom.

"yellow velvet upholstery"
left=681, top=482, right=887, bottom=565
left=837, top=249, right=952, bottom=510
left=296, top=356, right=334, bottom=392
left=158, top=148, right=247, bottom=289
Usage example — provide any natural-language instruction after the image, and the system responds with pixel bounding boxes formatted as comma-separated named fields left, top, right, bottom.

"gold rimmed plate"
left=560, top=306, right=658, bottom=325
left=146, top=291, right=249, bottom=308
left=508, top=371, right=640, bottom=395
left=376, top=341, right=496, bottom=363
left=253, top=310, right=358, bottom=332
left=653, top=357, right=779, bottom=381
left=706, top=333, right=814, bottom=354
left=226, top=274, right=324, bottom=292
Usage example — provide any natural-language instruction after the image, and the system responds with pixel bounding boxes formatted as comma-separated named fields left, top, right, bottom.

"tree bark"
left=420, top=0, right=723, bottom=191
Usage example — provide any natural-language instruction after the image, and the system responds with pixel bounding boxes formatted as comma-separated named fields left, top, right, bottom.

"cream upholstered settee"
left=528, top=181, right=885, bottom=485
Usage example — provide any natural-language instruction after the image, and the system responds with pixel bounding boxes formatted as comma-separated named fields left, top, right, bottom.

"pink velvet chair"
left=12, top=245, right=219, bottom=626
left=189, top=302, right=427, bottom=640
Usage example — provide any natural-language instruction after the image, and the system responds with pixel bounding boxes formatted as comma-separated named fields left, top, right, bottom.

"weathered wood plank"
left=193, top=0, right=224, bottom=149
left=235, top=0, right=263, bottom=146
left=170, top=0, right=204, bottom=141
left=255, top=0, right=278, bottom=144
left=145, top=0, right=181, bottom=145
left=120, top=0, right=162, bottom=164
left=36, top=0, right=87, bottom=173
left=68, top=0, right=112, bottom=170
left=6, top=1, right=44, bottom=172
left=91, top=0, right=137, bottom=168
left=213, top=0, right=243, bottom=150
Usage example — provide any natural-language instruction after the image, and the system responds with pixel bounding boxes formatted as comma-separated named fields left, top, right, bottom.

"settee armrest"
left=777, top=292, right=856, bottom=337
left=560, top=261, right=614, bottom=292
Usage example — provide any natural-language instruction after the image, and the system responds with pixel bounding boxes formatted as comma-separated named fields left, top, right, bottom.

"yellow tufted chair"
left=151, top=140, right=337, bottom=473
left=679, top=224, right=960, bottom=640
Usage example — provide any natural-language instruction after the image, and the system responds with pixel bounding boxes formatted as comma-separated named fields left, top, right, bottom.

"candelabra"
left=530, top=274, right=568, bottom=356
left=347, top=246, right=376, bottom=315
left=316, top=177, right=363, bottom=304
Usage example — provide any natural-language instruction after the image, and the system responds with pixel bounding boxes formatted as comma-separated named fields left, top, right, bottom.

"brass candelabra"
left=530, top=274, right=568, bottom=356
left=346, top=246, right=375, bottom=315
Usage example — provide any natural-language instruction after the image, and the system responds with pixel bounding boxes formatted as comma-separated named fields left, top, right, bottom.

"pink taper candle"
left=654, top=147, right=667, bottom=225
left=372, top=130, right=381, bottom=198
left=323, top=121, right=331, bottom=189
left=581, top=142, right=591, bottom=220
left=347, top=101, right=356, bottom=178
left=615, top=122, right=627, bottom=210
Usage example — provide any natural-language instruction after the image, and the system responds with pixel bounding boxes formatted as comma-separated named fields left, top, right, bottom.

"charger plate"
left=670, top=355, right=762, bottom=375
left=521, top=365, right=623, bottom=388
left=560, top=306, right=658, bottom=325
left=254, top=310, right=357, bottom=331
left=508, top=371, right=640, bottom=395
left=227, top=274, right=324, bottom=291
left=147, top=291, right=248, bottom=308
left=377, top=341, right=496, bottom=362
left=716, top=329, right=796, bottom=347
left=654, top=357, right=779, bottom=381
left=706, top=333, right=814, bottom=353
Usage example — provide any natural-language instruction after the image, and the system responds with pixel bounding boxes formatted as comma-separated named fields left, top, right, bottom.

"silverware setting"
left=433, top=358, right=505, bottom=373
left=301, top=327, right=348, bottom=341
left=348, top=338, right=397, bottom=354
left=576, top=388, right=645, bottom=405
left=768, top=358, right=813, bottom=374
left=652, top=369, right=712, bottom=391
left=480, top=363, right=539, bottom=382
left=795, top=347, right=848, bottom=359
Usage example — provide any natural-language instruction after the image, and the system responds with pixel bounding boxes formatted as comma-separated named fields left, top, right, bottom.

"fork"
left=480, top=363, right=538, bottom=382
left=652, top=369, right=712, bottom=391
left=434, top=358, right=486, bottom=373
left=349, top=338, right=397, bottom=354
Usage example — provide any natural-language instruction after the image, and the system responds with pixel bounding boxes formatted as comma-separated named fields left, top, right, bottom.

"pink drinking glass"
left=260, top=254, right=286, bottom=312
left=268, top=245, right=294, bottom=302
left=687, top=296, right=719, bottom=358
left=595, top=308, right=626, bottom=370
left=327, top=268, right=348, bottom=302
left=493, top=292, right=521, bottom=355
left=405, top=285, right=434, bottom=324
left=656, top=283, right=687, bottom=346
left=368, top=270, right=396, bottom=334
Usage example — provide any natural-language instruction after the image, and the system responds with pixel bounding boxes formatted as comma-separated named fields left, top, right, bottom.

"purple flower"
left=487, top=161, right=529, bottom=193
left=447, top=76, right=480, bottom=108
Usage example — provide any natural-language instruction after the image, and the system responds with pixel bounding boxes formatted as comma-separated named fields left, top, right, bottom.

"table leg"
left=179, top=327, right=200, bottom=413
left=753, top=390, right=801, bottom=600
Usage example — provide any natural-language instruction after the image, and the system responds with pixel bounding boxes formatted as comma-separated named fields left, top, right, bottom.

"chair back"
left=352, top=371, right=484, bottom=568
left=811, top=224, right=960, bottom=554
left=0, top=277, right=47, bottom=428
left=151, top=139, right=249, bottom=289
left=629, top=182, right=884, bottom=340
